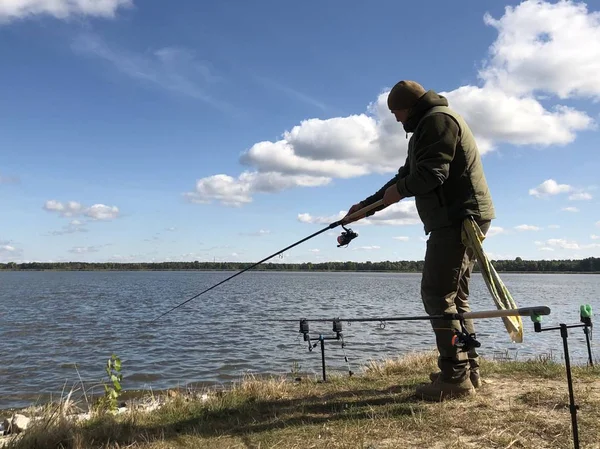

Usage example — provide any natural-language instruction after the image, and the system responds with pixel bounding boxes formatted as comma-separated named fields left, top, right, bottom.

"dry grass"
left=3, top=351, right=600, bottom=449
left=363, top=349, right=439, bottom=377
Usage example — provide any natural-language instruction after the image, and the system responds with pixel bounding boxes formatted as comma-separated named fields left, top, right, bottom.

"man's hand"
left=342, top=202, right=366, bottom=224
left=383, top=185, right=402, bottom=206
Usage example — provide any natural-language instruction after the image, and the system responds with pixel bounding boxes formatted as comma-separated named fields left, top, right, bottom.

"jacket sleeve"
left=396, top=114, right=459, bottom=198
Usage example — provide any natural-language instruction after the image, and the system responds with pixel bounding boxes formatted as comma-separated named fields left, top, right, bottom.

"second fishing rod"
left=149, top=200, right=384, bottom=324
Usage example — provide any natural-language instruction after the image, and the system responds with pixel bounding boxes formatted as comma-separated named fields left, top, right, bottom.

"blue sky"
left=1, top=0, right=599, bottom=264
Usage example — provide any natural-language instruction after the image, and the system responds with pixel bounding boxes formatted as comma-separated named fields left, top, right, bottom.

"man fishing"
left=343, top=80, right=495, bottom=400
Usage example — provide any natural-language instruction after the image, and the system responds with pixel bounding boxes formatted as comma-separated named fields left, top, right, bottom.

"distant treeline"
left=1, top=257, right=599, bottom=273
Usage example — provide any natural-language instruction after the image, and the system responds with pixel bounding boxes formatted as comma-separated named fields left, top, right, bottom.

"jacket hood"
left=403, top=90, right=449, bottom=134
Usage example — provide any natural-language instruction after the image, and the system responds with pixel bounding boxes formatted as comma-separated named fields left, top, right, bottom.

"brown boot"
left=429, top=370, right=482, bottom=388
left=416, top=376, right=475, bottom=401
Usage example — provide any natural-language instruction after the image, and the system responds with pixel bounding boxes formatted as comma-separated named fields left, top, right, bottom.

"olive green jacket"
left=362, top=90, right=495, bottom=233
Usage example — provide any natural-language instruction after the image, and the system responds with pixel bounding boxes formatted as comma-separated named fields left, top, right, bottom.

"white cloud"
left=166, top=227, right=177, bottom=232
left=179, top=253, right=198, bottom=259
left=597, top=221, right=600, bottom=227
left=309, top=249, right=320, bottom=253
left=109, top=254, right=147, bottom=262
left=487, top=252, right=515, bottom=260
left=0, top=242, right=22, bottom=262
left=44, top=200, right=84, bottom=217
left=568, top=192, right=593, bottom=200
left=591, top=235, right=600, bottom=240
left=393, top=236, right=410, bottom=241
left=547, top=224, right=560, bottom=229
left=486, top=226, right=506, bottom=237
left=480, top=0, right=600, bottom=100
left=541, top=238, right=600, bottom=251
left=515, top=224, right=542, bottom=231
left=43, top=200, right=119, bottom=221
left=352, top=246, right=381, bottom=251
left=538, top=247, right=554, bottom=251
left=185, top=172, right=330, bottom=206
left=547, top=238, right=580, bottom=250
left=361, top=201, right=421, bottom=226
left=297, top=211, right=344, bottom=225
left=68, top=246, right=100, bottom=254
left=529, top=179, right=593, bottom=201
left=529, top=179, right=572, bottom=197
left=0, top=0, right=132, bottom=22
left=184, top=174, right=251, bottom=206
left=184, top=96, right=406, bottom=206
left=297, top=201, right=420, bottom=227
left=47, top=220, right=88, bottom=236
left=443, top=86, right=592, bottom=153
left=85, top=204, right=119, bottom=220
left=186, top=1, right=597, bottom=206
left=240, top=229, right=272, bottom=237
left=239, top=118, right=379, bottom=177
left=562, top=207, right=579, bottom=212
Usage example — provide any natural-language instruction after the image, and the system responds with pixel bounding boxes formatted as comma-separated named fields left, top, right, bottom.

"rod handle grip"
left=462, top=306, right=551, bottom=320
left=341, top=199, right=385, bottom=224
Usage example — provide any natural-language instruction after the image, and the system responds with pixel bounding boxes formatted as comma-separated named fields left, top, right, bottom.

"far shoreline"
left=2, top=257, right=599, bottom=274
left=0, top=268, right=599, bottom=274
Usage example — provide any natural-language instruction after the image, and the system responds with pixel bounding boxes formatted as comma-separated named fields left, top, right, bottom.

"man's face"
left=391, top=109, right=409, bottom=123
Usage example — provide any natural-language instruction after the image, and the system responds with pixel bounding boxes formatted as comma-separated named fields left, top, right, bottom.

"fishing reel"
left=337, top=224, right=358, bottom=248
left=452, top=321, right=481, bottom=352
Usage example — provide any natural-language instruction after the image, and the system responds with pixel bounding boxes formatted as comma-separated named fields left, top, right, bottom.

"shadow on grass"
left=76, top=384, right=426, bottom=448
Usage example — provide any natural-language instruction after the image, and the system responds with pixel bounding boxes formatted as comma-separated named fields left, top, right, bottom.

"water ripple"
left=0, top=271, right=598, bottom=409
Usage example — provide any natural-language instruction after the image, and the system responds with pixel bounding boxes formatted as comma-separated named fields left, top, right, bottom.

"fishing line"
left=147, top=200, right=383, bottom=324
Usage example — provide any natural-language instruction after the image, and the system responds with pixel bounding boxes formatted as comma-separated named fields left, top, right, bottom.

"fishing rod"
left=148, top=200, right=384, bottom=324
left=290, top=305, right=552, bottom=382
left=279, top=306, right=552, bottom=324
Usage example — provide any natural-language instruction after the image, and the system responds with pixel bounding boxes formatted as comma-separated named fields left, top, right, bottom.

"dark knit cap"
left=387, top=80, right=427, bottom=110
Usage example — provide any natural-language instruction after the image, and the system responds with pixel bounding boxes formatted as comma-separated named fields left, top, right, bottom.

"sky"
left=1, top=0, right=600, bottom=264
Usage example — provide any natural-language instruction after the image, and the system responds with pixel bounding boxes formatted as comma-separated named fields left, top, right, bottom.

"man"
left=344, top=80, right=495, bottom=400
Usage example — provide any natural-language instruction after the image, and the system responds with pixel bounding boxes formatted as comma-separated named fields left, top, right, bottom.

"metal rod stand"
left=308, top=334, right=340, bottom=382
left=561, top=324, right=580, bottom=449
left=300, top=319, right=343, bottom=382
left=584, top=326, right=593, bottom=367
left=320, top=337, right=326, bottom=382
left=533, top=318, right=593, bottom=449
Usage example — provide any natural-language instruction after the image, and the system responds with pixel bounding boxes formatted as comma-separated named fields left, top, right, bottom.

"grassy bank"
left=4, top=351, right=600, bottom=449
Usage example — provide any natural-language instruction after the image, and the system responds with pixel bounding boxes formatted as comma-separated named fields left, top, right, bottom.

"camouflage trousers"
left=421, top=219, right=491, bottom=382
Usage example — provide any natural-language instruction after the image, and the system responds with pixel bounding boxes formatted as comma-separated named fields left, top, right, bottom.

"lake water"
left=0, top=270, right=598, bottom=410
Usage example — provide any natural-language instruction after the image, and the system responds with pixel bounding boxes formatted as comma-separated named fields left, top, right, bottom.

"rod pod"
left=298, top=306, right=551, bottom=383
